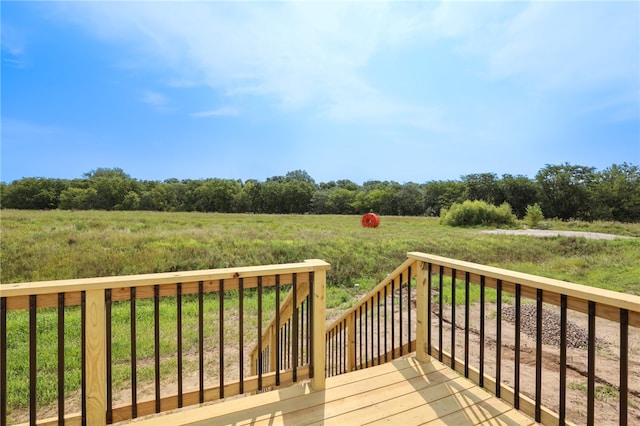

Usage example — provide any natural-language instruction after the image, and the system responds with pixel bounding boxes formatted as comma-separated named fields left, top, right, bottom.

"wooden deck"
left=129, top=356, right=536, bottom=425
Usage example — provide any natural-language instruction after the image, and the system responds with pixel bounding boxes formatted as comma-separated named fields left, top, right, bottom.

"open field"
left=2, top=210, right=639, bottom=293
left=1, top=210, right=639, bottom=421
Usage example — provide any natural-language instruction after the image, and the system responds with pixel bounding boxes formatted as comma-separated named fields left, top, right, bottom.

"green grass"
left=2, top=210, right=639, bottom=292
left=2, top=210, right=639, bottom=419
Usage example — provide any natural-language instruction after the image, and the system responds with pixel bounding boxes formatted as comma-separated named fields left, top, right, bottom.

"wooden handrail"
left=407, top=252, right=640, bottom=324
left=327, top=258, right=417, bottom=329
left=1, top=259, right=330, bottom=426
left=249, top=258, right=330, bottom=391
left=326, top=252, right=639, bottom=425
left=1, top=259, right=331, bottom=299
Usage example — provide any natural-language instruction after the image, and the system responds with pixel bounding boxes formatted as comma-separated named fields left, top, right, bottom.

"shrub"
left=440, top=200, right=518, bottom=227
left=524, top=203, right=545, bottom=228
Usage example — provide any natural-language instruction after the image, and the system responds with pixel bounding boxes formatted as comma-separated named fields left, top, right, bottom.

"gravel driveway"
left=480, top=229, right=633, bottom=240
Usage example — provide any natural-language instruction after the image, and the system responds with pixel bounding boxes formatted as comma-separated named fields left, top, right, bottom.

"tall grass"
left=2, top=210, right=639, bottom=292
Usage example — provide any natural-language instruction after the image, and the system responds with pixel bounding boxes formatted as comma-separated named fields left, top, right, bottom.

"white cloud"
left=54, top=1, right=443, bottom=127
left=140, top=90, right=172, bottom=111
left=51, top=1, right=639, bottom=131
left=192, top=107, right=239, bottom=118
left=1, top=22, right=28, bottom=68
left=488, top=2, right=639, bottom=89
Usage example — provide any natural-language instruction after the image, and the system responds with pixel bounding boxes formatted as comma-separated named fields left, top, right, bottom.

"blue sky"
left=2, top=1, right=639, bottom=185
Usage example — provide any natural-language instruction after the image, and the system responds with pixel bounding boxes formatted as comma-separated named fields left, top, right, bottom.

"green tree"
left=461, top=173, right=499, bottom=204
left=591, top=163, right=640, bottom=222
left=326, top=187, right=357, bottom=214
left=59, top=187, right=98, bottom=210
left=393, top=183, right=425, bottom=216
left=423, top=180, right=465, bottom=216
left=536, top=163, right=596, bottom=220
left=496, top=174, right=540, bottom=219
left=84, top=168, right=140, bottom=210
left=351, top=181, right=398, bottom=215
left=1, top=177, right=68, bottom=209
left=193, top=179, right=242, bottom=212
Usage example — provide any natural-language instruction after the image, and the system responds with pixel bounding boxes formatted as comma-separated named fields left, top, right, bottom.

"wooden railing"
left=324, top=252, right=640, bottom=425
left=248, top=275, right=316, bottom=388
left=324, top=258, right=417, bottom=376
left=0, top=259, right=329, bottom=426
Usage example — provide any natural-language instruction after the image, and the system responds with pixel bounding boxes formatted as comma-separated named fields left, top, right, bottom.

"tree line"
left=1, top=163, right=639, bottom=222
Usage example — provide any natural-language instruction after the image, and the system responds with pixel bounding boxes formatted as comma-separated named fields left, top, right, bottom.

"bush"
left=440, top=200, right=517, bottom=227
left=524, top=203, right=545, bottom=228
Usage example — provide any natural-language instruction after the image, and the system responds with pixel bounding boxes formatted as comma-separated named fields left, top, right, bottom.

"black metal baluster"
left=219, top=280, right=224, bottom=399
left=479, top=276, right=485, bottom=388
left=81, top=291, right=86, bottom=426
left=391, top=279, right=395, bottom=360
left=300, top=300, right=305, bottom=368
left=275, top=275, right=280, bottom=386
left=154, top=285, right=160, bottom=413
left=307, top=291, right=311, bottom=366
left=198, top=282, right=204, bottom=403
left=384, top=286, right=388, bottom=362
left=57, top=293, right=65, bottom=424
left=620, top=308, right=628, bottom=426
left=451, top=269, right=456, bottom=370
left=325, top=331, right=329, bottom=377
left=292, top=274, right=298, bottom=382
left=341, top=321, right=345, bottom=373
left=514, top=284, right=521, bottom=409
left=105, top=289, right=112, bottom=424
left=438, top=267, right=443, bottom=363
left=399, top=273, right=403, bottom=357
left=1, top=297, right=6, bottom=426
left=336, top=328, right=339, bottom=375
left=30, top=295, right=36, bottom=426
left=407, top=266, right=412, bottom=352
left=131, top=287, right=138, bottom=417
left=535, top=289, right=543, bottom=423
left=286, top=323, right=290, bottom=370
left=177, top=283, right=183, bottom=408
left=370, top=297, right=374, bottom=364
left=496, top=279, right=502, bottom=398
left=325, top=333, right=329, bottom=377
left=427, top=264, right=432, bottom=357
left=365, top=300, right=369, bottom=367
left=257, top=276, right=263, bottom=391
left=587, top=301, right=596, bottom=426
left=359, top=305, right=363, bottom=368
left=559, top=294, right=567, bottom=425
left=377, top=292, right=381, bottom=364
left=239, top=278, right=244, bottom=394
left=464, top=272, right=470, bottom=378
left=309, top=271, right=315, bottom=378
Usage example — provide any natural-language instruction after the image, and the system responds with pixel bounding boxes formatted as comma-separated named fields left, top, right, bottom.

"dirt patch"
left=480, top=229, right=634, bottom=240
left=429, top=297, right=640, bottom=425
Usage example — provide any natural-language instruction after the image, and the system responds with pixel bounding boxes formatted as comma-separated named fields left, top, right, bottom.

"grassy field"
left=2, top=209, right=639, bottom=292
left=1, top=209, right=639, bottom=419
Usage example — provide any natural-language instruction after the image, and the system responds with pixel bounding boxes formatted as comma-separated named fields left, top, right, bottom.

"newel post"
left=85, top=289, right=107, bottom=426
left=311, top=266, right=327, bottom=390
left=415, top=260, right=429, bottom=362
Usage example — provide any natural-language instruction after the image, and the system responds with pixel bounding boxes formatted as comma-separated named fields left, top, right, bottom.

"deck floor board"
left=130, top=356, right=536, bottom=426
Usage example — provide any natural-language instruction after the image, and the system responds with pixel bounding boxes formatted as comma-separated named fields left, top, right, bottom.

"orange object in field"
left=361, top=213, right=380, bottom=228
